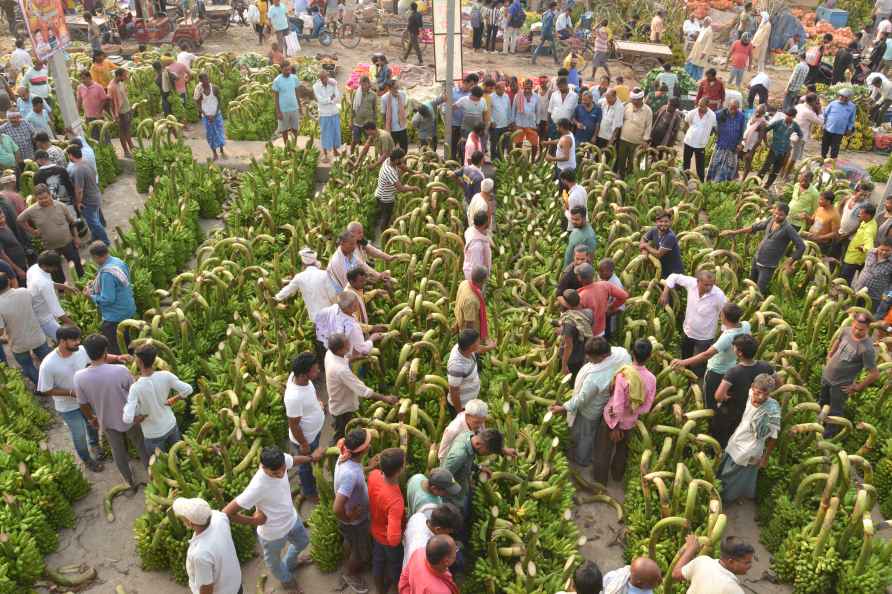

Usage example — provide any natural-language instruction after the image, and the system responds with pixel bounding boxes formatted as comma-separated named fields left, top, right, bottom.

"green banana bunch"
left=308, top=465, right=343, bottom=572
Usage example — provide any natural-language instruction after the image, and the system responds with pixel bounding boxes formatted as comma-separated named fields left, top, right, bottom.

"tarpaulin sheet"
left=769, top=11, right=808, bottom=51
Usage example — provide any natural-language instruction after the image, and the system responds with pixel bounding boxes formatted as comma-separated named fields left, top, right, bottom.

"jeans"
left=681, top=333, right=714, bottom=379
left=821, top=131, right=843, bottom=159
left=82, top=205, right=110, bottom=245
left=532, top=35, right=559, bottom=64
left=592, top=418, right=630, bottom=484
left=57, top=240, right=85, bottom=278
left=105, top=424, right=149, bottom=487
left=13, top=342, right=51, bottom=386
left=60, top=408, right=100, bottom=464
left=374, top=200, right=395, bottom=236
left=749, top=260, right=776, bottom=295
left=758, top=149, right=786, bottom=187
left=160, top=91, right=172, bottom=116
left=729, top=67, right=745, bottom=87
left=260, top=518, right=311, bottom=585
left=332, top=411, right=355, bottom=444
left=703, top=369, right=724, bottom=411
left=143, top=425, right=182, bottom=456
left=748, top=84, right=768, bottom=108
left=683, top=143, right=706, bottom=181
left=490, top=126, right=508, bottom=160
left=403, top=32, right=423, bottom=63
left=292, top=433, right=320, bottom=497
left=819, top=381, right=847, bottom=437
left=486, top=24, right=499, bottom=51
left=472, top=25, right=483, bottom=49
left=839, top=261, right=862, bottom=285
left=685, top=62, right=704, bottom=80
left=101, top=320, right=128, bottom=355
left=782, top=91, right=800, bottom=112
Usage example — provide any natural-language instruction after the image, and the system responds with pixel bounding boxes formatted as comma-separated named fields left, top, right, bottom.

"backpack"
left=470, top=5, right=482, bottom=28
left=508, top=5, right=525, bottom=28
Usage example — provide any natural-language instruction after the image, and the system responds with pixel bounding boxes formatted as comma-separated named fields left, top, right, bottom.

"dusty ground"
left=11, top=17, right=892, bottom=594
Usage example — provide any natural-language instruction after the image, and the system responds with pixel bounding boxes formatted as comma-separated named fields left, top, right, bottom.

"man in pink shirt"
left=399, top=535, right=459, bottom=594
left=576, top=263, right=628, bottom=337
left=76, top=70, right=107, bottom=140
left=166, top=59, right=191, bottom=103
left=592, top=338, right=657, bottom=485
left=462, top=209, right=492, bottom=281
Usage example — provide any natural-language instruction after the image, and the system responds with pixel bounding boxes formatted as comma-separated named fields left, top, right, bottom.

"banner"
left=17, top=0, right=71, bottom=61
left=432, top=0, right=461, bottom=82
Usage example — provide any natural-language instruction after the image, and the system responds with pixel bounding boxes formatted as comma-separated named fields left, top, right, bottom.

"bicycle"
left=329, top=19, right=361, bottom=49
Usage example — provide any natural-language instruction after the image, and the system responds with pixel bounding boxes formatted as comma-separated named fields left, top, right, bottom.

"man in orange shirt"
left=369, top=448, right=406, bottom=594
left=576, top=263, right=629, bottom=337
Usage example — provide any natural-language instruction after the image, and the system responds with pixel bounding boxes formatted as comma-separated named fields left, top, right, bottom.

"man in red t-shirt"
left=726, top=32, right=753, bottom=90
left=369, top=447, right=406, bottom=594
left=76, top=70, right=108, bottom=141
left=695, top=68, right=726, bottom=111
left=575, top=263, right=629, bottom=337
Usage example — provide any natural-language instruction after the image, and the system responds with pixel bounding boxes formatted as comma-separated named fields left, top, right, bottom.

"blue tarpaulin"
left=769, top=10, right=808, bottom=51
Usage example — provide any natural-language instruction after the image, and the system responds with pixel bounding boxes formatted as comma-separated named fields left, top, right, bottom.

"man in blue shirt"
left=272, top=63, right=301, bottom=144
left=450, top=74, right=477, bottom=162
left=532, top=2, right=559, bottom=66
left=759, top=108, right=802, bottom=188
left=821, top=87, right=856, bottom=159
left=706, top=100, right=746, bottom=182
left=267, top=0, right=290, bottom=46
left=85, top=241, right=137, bottom=355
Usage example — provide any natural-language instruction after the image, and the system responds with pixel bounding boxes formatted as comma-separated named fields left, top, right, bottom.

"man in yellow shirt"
left=614, top=76, right=630, bottom=103
left=454, top=265, right=493, bottom=346
left=841, top=203, right=877, bottom=284
left=89, top=51, right=115, bottom=88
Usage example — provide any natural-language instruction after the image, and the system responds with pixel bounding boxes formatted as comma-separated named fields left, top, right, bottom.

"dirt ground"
left=13, top=17, right=892, bottom=594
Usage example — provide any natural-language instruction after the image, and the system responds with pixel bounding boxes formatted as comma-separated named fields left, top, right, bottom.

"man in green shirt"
left=359, top=122, right=395, bottom=169
left=564, top=205, right=597, bottom=267
left=350, top=76, right=377, bottom=152
left=787, top=170, right=819, bottom=230
left=0, top=133, right=20, bottom=169
left=442, top=429, right=504, bottom=522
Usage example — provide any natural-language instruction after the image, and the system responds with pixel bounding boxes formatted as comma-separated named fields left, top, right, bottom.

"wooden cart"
left=613, top=40, right=673, bottom=75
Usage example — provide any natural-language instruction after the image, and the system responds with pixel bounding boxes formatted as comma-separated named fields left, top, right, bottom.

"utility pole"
left=443, top=0, right=454, bottom=160
left=47, top=52, right=83, bottom=137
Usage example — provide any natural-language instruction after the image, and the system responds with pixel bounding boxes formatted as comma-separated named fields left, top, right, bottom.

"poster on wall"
left=17, top=0, right=71, bottom=61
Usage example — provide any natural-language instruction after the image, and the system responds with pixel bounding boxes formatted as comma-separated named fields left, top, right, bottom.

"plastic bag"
left=246, top=3, right=260, bottom=24
left=285, top=31, right=301, bottom=56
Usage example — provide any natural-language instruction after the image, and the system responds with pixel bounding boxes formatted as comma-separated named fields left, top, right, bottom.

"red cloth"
left=578, top=281, right=629, bottom=337
left=368, top=469, right=405, bottom=547
left=469, top=280, right=488, bottom=340
left=728, top=40, right=752, bottom=69
left=695, top=79, right=726, bottom=111
left=399, top=548, right=460, bottom=594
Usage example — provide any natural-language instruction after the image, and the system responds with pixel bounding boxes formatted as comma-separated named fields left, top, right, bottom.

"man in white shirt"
left=325, top=332, right=397, bottom=441
left=555, top=6, right=573, bottom=39
left=27, top=251, right=74, bottom=341
left=315, top=291, right=383, bottom=358
left=223, top=447, right=317, bottom=592
left=682, top=98, right=716, bottom=181
left=596, top=89, right=624, bottom=148
left=122, top=343, right=193, bottom=455
left=868, top=72, right=892, bottom=125
left=276, top=247, right=335, bottom=365
left=402, top=503, right=463, bottom=569
left=601, top=557, right=661, bottom=593
left=0, top=271, right=52, bottom=387
left=559, top=169, right=587, bottom=230
left=37, top=324, right=104, bottom=471
left=488, top=81, right=512, bottom=159
left=10, top=39, right=33, bottom=73
left=284, top=351, right=325, bottom=503
left=672, top=533, right=752, bottom=594
left=176, top=42, right=198, bottom=68
left=659, top=270, right=727, bottom=378
left=446, top=329, right=483, bottom=414
left=172, top=497, right=242, bottom=594
left=547, top=77, right=578, bottom=135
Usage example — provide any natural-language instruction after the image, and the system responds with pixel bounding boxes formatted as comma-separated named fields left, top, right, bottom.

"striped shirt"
left=787, top=62, right=809, bottom=93
left=593, top=28, right=609, bottom=53
left=375, top=159, right=400, bottom=203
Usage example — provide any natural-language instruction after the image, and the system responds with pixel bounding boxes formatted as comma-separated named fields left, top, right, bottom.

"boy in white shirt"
left=284, top=351, right=326, bottom=503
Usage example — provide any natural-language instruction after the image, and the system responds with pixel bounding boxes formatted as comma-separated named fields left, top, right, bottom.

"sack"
left=246, top=3, right=260, bottom=24
left=508, top=7, right=525, bottom=28
left=285, top=31, right=301, bottom=56
left=470, top=6, right=482, bottom=28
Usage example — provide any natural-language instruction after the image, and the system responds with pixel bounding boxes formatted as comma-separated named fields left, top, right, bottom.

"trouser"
left=758, top=149, right=786, bottom=187
left=86, top=116, right=102, bottom=141
left=60, top=408, right=101, bottom=464
left=681, top=333, right=713, bottom=379
left=450, top=126, right=462, bottom=161
left=532, top=35, right=559, bottom=64
left=569, top=414, right=598, bottom=466
left=391, top=129, right=409, bottom=152
left=486, top=24, right=499, bottom=50
left=13, top=342, right=51, bottom=386
left=275, top=27, right=287, bottom=46
left=613, top=139, right=638, bottom=177
left=749, top=260, right=776, bottom=295
left=595, top=136, right=609, bottom=148
left=819, top=381, right=847, bottom=437
left=839, top=261, right=862, bottom=284
left=82, top=205, right=110, bottom=245
left=504, top=26, right=519, bottom=53
left=871, top=99, right=892, bottom=126
left=403, top=32, right=423, bottom=63
left=143, top=425, right=182, bottom=456
left=332, top=411, right=355, bottom=444
left=101, top=320, right=130, bottom=355
left=260, top=518, right=311, bottom=586
left=748, top=84, right=768, bottom=108
left=821, top=131, right=843, bottom=159
left=160, top=91, right=172, bottom=116
left=374, top=199, right=395, bottom=236
left=683, top=143, right=706, bottom=181
left=472, top=25, right=483, bottom=49
left=56, top=240, right=85, bottom=278
left=292, top=433, right=321, bottom=497
left=703, top=369, right=724, bottom=411
left=782, top=91, right=800, bottom=112
left=490, top=126, right=508, bottom=160
left=105, top=424, right=149, bottom=487
left=592, top=418, right=630, bottom=485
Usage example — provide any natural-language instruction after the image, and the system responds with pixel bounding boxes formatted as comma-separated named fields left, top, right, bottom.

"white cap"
left=172, top=497, right=212, bottom=525
left=465, top=399, right=489, bottom=418
left=481, top=178, right=494, bottom=193
left=299, top=247, right=318, bottom=265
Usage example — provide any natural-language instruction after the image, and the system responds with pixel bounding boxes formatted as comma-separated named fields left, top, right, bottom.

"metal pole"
left=47, top=51, right=84, bottom=137
left=443, top=0, right=454, bottom=160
